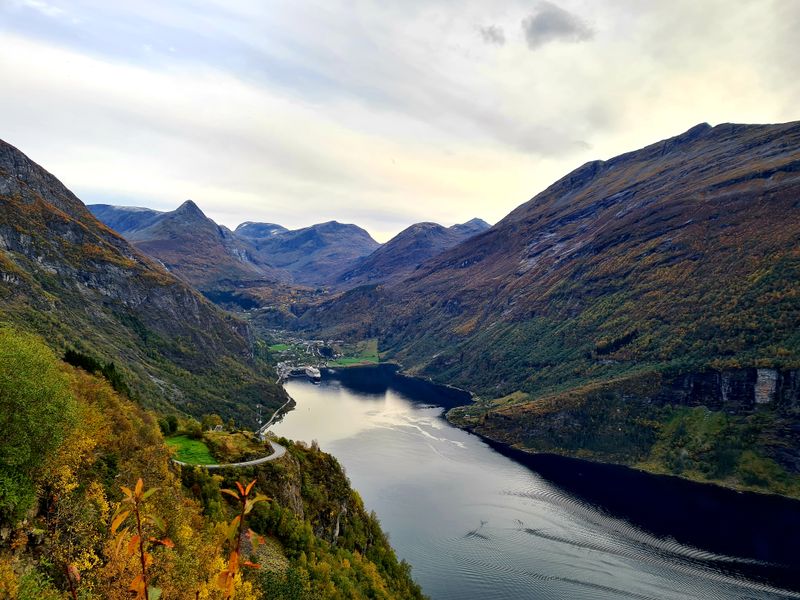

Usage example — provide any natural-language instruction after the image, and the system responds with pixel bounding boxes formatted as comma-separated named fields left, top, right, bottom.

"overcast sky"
left=1, top=1, right=798, bottom=241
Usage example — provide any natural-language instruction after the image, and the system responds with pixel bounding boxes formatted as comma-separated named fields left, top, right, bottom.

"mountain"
left=89, top=201, right=288, bottom=291
left=235, top=220, right=380, bottom=286
left=235, top=221, right=289, bottom=240
left=449, top=217, right=492, bottom=237
left=89, top=203, right=164, bottom=233
left=0, top=139, right=287, bottom=422
left=335, top=218, right=490, bottom=288
left=299, top=122, right=800, bottom=494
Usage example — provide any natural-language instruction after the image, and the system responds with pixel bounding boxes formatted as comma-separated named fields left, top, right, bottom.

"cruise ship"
left=305, top=366, right=322, bottom=383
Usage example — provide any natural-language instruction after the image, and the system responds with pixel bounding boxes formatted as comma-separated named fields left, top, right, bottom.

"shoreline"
left=463, top=423, right=800, bottom=505
left=449, top=404, right=800, bottom=504
left=276, top=362, right=800, bottom=591
left=278, top=357, right=799, bottom=503
left=324, top=361, right=800, bottom=504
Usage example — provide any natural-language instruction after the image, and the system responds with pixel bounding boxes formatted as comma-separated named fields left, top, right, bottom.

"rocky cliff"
left=657, top=368, right=800, bottom=411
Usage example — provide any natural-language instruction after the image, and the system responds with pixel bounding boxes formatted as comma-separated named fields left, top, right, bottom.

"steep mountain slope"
left=0, top=139, right=287, bottom=422
left=236, top=220, right=380, bottom=286
left=335, top=218, right=490, bottom=288
left=90, top=201, right=288, bottom=291
left=300, top=122, right=800, bottom=493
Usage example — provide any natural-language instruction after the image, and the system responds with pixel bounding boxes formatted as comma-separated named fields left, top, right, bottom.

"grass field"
left=268, top=343, right=290, bottom=352
left=329, top=338, right=379, bottom=366
left=166, top=435, right=217, bottom=464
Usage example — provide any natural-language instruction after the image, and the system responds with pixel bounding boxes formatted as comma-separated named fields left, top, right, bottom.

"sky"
left=1, top=1, right=798, bottom=242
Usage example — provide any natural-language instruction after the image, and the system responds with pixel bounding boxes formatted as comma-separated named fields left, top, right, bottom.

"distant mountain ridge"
left=88, top=201, right=289, bottom=291
left=0, top=139, right=287, bottom=422
left=89, top=203, right=164, bottom=234
left=335, top=218, right=490, bottom=288
left=92, top=204, right=489, bottom=292
left=235, top=220, right=380, bottom=286
left=235, top=221, right=289, bottom=239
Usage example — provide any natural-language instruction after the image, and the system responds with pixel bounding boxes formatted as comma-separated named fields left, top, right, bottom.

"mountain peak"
left=0, top=138, right=88, bottom=220
left=449, top=218, right=490, bottom=236
left=175, top=199, right=205, bottom=216
left=235, top=221, right=289, bottom=239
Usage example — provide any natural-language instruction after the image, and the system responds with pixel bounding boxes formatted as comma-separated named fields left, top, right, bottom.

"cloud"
left=522, top=1, right=593, bottom=50
left=1, top=1, right=799, bottom=241
left=16, top=0, right=65, bottom=19
left=479, top=24, right=505, bottom=46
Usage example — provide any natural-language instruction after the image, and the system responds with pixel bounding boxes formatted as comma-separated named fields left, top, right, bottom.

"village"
left=265, top=331, right=380, bottom=382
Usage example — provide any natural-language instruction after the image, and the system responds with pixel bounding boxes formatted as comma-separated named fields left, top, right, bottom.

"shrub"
left=0, top=328, right=77, bottom=524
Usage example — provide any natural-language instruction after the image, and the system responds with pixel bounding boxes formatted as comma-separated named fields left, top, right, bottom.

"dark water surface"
left=274, top=365, right=800, bottom=600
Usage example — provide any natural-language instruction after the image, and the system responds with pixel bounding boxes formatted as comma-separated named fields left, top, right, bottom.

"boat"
left=305, top=366, right=321, bottom=382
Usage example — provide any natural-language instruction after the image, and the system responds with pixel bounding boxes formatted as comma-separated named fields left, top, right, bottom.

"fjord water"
left=274, top=366, right=800, bottom=600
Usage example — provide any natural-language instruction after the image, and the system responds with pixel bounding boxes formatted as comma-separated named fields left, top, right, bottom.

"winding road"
left=173, top=391, right=294, bottom=470
left=172, top=440, right=286, bottom=470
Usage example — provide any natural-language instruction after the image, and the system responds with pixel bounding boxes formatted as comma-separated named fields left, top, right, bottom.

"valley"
left=2, top=120, right=800, bottom=599
left=4, top=3, right=799, bottom=598
left=83, top=121, right=800, bottom=500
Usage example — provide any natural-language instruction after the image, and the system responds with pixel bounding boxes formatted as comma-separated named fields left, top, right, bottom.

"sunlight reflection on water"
left=274, top=373, right=800, bottom=600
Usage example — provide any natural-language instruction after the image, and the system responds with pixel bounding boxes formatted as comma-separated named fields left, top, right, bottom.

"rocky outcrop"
left=657, top=368, right=800, bottom=412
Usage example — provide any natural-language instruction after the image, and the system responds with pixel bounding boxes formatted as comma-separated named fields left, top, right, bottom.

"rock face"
left=235, top=220, right=380, bottom=287
left=334, top=218, right=490, bottom=289
left=755, top=369, right=780, bottom=404
left=89, top=201, right=289, bottom=291
left=657, top=369, right=799, bottom=411
left=0, top=139, right=287, bottom=420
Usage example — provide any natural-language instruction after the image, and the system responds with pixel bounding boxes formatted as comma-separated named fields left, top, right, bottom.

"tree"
left=0, top=328, right=77, bottom=524
left=185, top=419, right=203, bottom=440
left=201, top=414, right=223, bottom=431
left=166, top=415, right=178, bottom=435
left=110, top=478, right=173, bottom=600
left=217, top=480, right=269, bottom=599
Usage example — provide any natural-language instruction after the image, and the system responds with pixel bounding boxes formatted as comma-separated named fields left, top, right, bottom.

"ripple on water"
left=280, top=376, right=800, bottom=600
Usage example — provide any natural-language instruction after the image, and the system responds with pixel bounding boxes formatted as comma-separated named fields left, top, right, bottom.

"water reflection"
left=273, top=366, right=800, bottom=600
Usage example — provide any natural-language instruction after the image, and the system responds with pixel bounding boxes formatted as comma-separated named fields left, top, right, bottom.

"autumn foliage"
left=0, top=328, right=425, bottom=599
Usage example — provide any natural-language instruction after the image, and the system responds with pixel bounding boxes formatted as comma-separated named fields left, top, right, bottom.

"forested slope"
left=0, top=327, right=424, bottom=599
